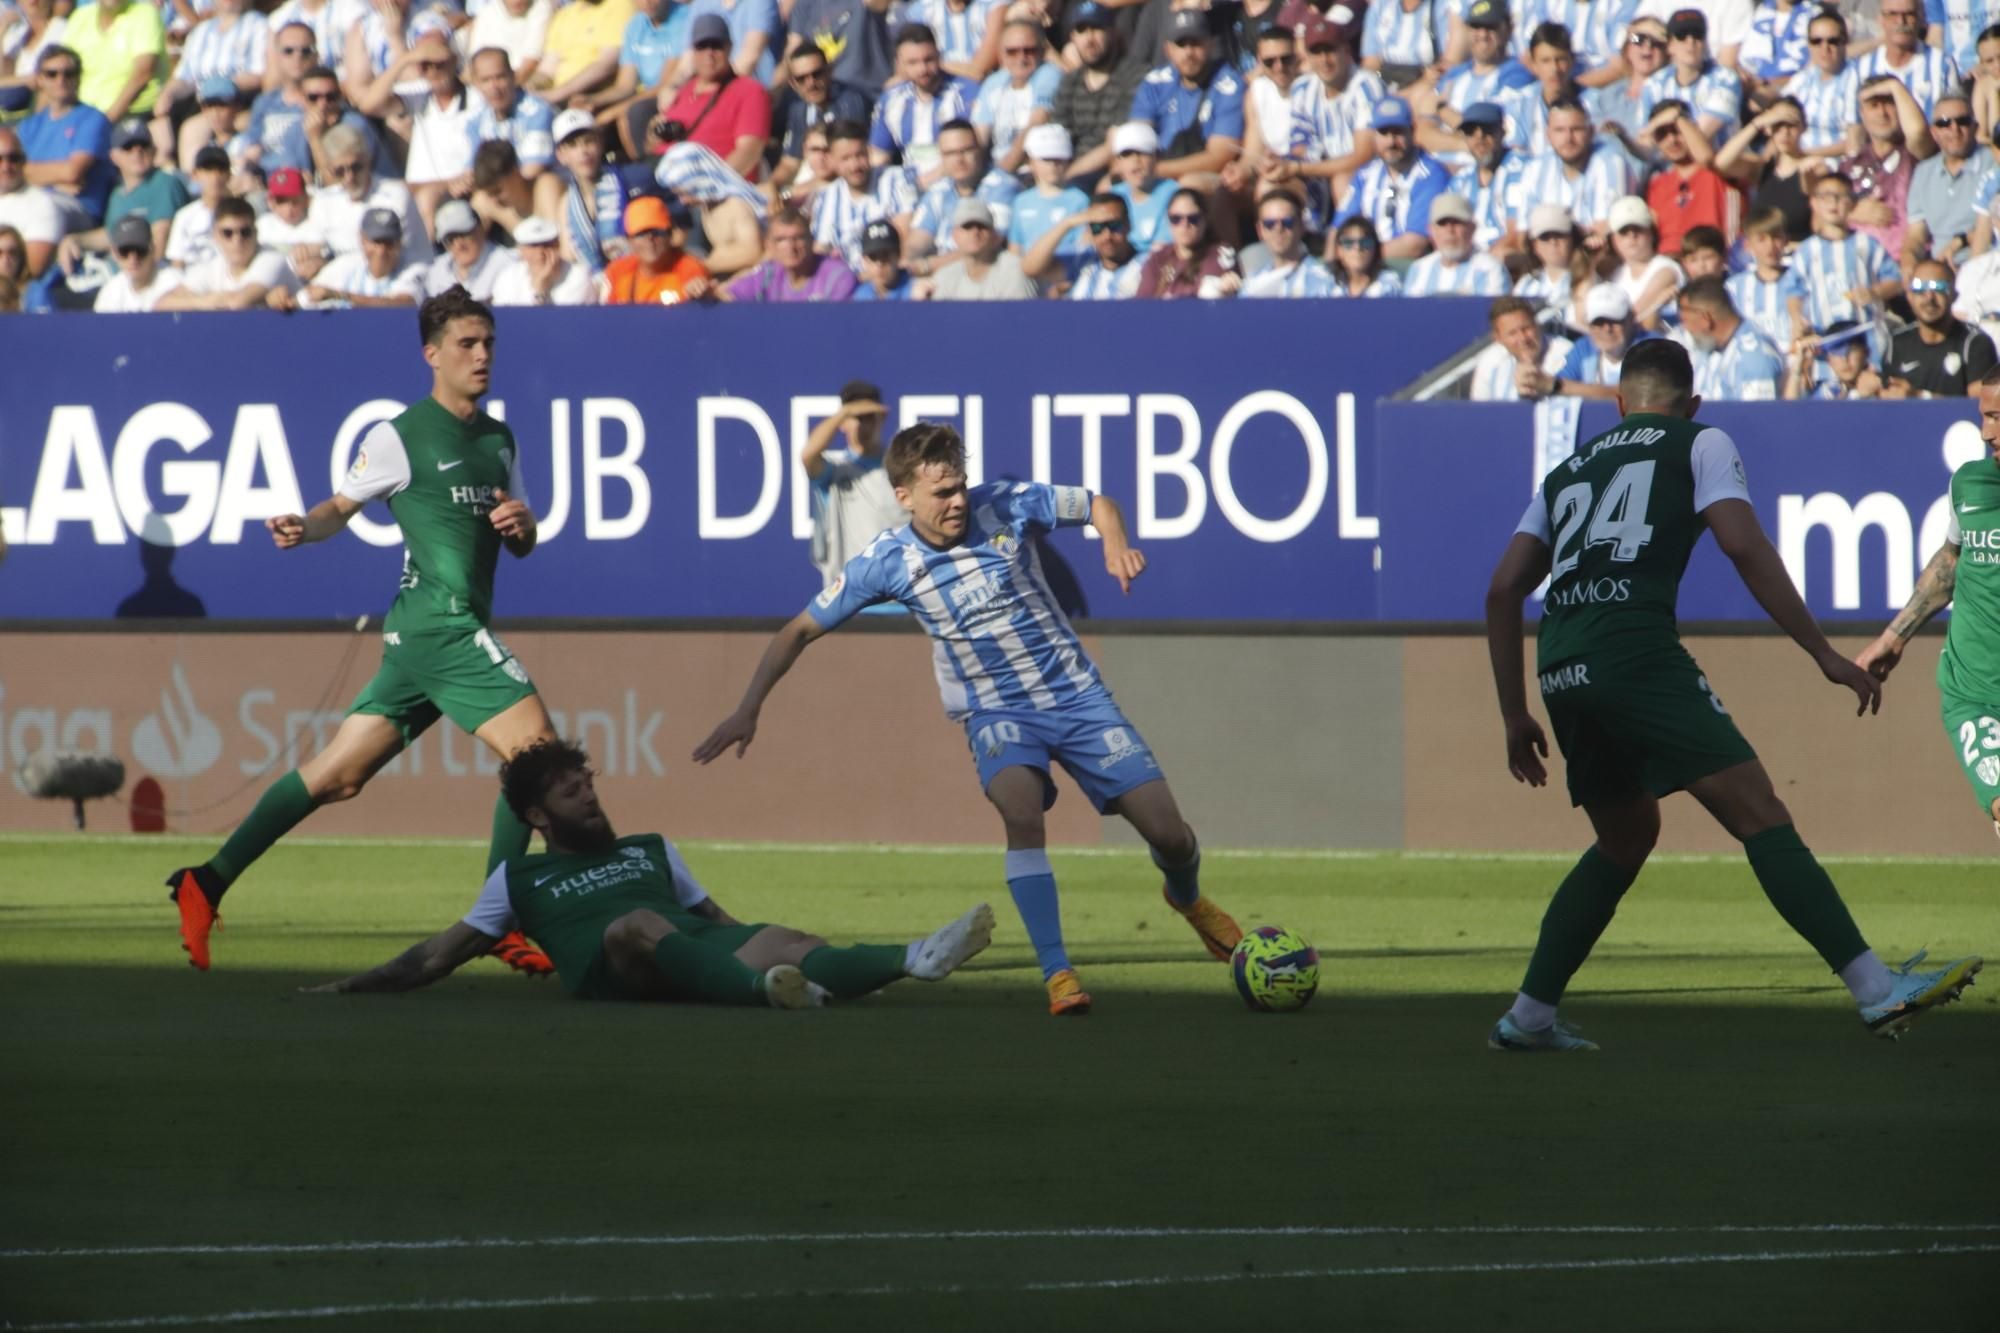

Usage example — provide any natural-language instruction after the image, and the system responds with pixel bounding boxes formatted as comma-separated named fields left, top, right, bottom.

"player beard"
left=545, top=809, right=618, bottom=855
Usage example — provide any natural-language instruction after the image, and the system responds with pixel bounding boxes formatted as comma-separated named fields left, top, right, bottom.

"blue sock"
left=1153, top=834, right=1202, bottom=908
left=1004, top=848, right=1070, bottom=979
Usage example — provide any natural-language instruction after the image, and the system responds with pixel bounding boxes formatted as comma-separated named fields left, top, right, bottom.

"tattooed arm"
left=304, top=923, right=498, bottom=994
left=1857, top=541, right=1960, bottom=680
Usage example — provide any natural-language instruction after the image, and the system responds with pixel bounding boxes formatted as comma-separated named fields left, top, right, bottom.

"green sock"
left=1744, top=824, right=1868, bottom=971
left=486, top=793, right=534, bottom=876
left=1519, top=847, right=1641, bottom=1004
left=209, top=769, right=317, bottom=892
left=652, top=933, right=766, bottom=1005
left=799, top=944, right=909, bottom=999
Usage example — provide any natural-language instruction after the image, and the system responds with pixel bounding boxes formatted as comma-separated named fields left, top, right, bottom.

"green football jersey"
left=1524, top=412, right=1750, bottom=671
left=1939, top=457, right=2000, bottom=701
left=482, top=834, right=709, bottom=989
left=339, top=398, right=519, bottom=632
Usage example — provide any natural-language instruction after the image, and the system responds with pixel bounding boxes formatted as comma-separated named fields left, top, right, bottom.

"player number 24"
left=1549, top=460, right=1658, bottom=579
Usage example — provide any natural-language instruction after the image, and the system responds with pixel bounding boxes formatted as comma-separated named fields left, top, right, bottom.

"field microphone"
left=18, top=751, right=126, bottom=829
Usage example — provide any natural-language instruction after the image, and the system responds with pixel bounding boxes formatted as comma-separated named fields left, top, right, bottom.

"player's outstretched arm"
left=266, top=494, right=365, bottom=549
left=302, top=922, right=497, bottom=994
left=1091, top=494, right=1147, bottom=593
left=1858, top=540, right=1960, bottom=681
left=692, top=611, right=829, bottom=763
left=1705, top=498, right=1882, bottom=716
left=1485, top=532, right=1553, bottom=786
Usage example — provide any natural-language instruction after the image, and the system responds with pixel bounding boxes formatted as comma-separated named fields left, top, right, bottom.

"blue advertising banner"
left=0, top=301, right=1490, bottom=622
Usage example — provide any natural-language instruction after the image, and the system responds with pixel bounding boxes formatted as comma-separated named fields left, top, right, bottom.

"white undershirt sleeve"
left=505, top=435, right=528, bottom=509
left=662, top=840, right=710, bottom=911
left=460, top=866, right=516, bottom=937
left=1947, top=502, right=1963, bottom=545
left=1690, top=427, right=1754, bottom=513
left=1514, top=493, right=1552, bottom=543
left=337, top=420, right=413, bottom=506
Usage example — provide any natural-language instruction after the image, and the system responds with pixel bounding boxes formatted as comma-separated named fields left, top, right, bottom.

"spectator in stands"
left=802, top=379, right=902, bottom=584
left=872, top=24, right=975, bottom=178
left=1882, top=261, right=1998, bottom=397
left=307, top=122, right=429, bottom=258
left=1641, top=9, right=1742, bottom=142
left=1404, top=191, right=1508, bottom=295
left=907, top=117, right=1017, bottom=265
left=553, top=110, right=629, bottom=272
left=1005, top=122, right=1087, bottom=263
left=1783, top=10, right=1859, bottom=153
left=1328, top=215, right=1401, bottom=297
left=424, top=197, right=521, bottom=298
left=175, top=78, right=249, bottom=178
left=67, top=0, right=166, bottom=125
left=1788, top=318, right=1882, bottom=398
left=1679, top=275, right=1784, bottom=400
left=854, top=217, right=914, bottom=298
left=1785, top=171, right=1901, bottom=348
left=529, top=0, right=633, bottom=109
left=356, top=36, right=466, bottom=226
left=595, top=0, right=686, bottom=160
left=928, top=195, right=1034, bottom=297
left=261, top=0, right=359, bottom=82
left=683, top=0, right=780, bottom=82
left=470, top=140, right=559, bottom=244
left=767, top=44, right=869, bottom=200
left=1727, top=204, right=1792, bottom=349
left=809, top=117, right=913, bottom=266
left=467, top=47, right=556, bottom=182
left=68, top=118, right=187, bottom=260
left=1512, top=97, right=1635, bottom=244
left=1735, top=0, right=1813, bottom=108
left=1049, top=2, right=1140, bottom=187
left=1950, top=227, right=2000, bottom=345
left=153, top=0, right=266, bottom=160
left=254, top=166, right=320, bottom=258
left=467, top=0, right=556, bottom=90
left=1130, top=10, right=1244, bottom=185
left=656, top=14, right=771, bottom=179
left=1585, top=15, right=1667, bottom=172
left=1642, top=100, right=1731, bottom=255
left=241, top=35, right=325, bottom=174
left=972, top=20, right=1057, bottom=175
left=656, top=139, right=768, bottom=276
left=1677, top=224, right=1728, bottom=281
left=1420, top=0, right=1530, bottom=149
left=491, top=214, right=599, bottom=304
left=0, top=224, right=24, bottom=297
left=1905, top=94, right=1990, bottom=269
left=600, top=193, right=710, bottom=302
left=1028, top=191, right=1140, bottom=299
left=1268, top=5, right=1378, bottom=233
left=317, top=58, right=403, bottom=191
left=274, top=204, right=426, bottom=308
left=1136, top=186, right=1239, bottom=298
left=1499, top=22, right=1581, bottom=159
left=93, top=211, right=182, bottom=309
left=20, top=47, right=112, bottom=230
left=0, top=0, right=69, bottom=91
left=1447, top=101, right=1524, bottom=253
left=0, top=126, right=58, bottom=277
left=1858, top=0, right=1955, bottom=115
left=716, top=205, right=857, bottom=300
left=1333, top=95, right=1448, bottom=260
left=165, top=145, right=232, bottom=267
left=343, top=0, right=454, bottom=108
left=1362, top=0, right=1446, bottom=79
left=1973, top=25, right=2000, bottom=146
left=1239, top=189, right=1334, bottom=297
left=1837, top=75, right=1931, bottom=260
left=1599, top=194, right=1683, bottom=329
left=1514, top=202, right=1581, bottom=320
left=1239, top=22, right=1298, bottom=182
left=157, top=195, right=294, bottom=309
left=783, top=0, right=894, bottom=96
left=1714, top=97, right=1812, bottom=242
left=1531, top=283, right=1647, bottom=397
left=1105, top=121, right=1169, bottom=253
left=1470, top=294, right=1573, bottom=400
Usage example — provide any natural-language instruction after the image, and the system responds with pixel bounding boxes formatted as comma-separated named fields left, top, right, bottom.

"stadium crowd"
left=5, top=0, right=2000, bottom=395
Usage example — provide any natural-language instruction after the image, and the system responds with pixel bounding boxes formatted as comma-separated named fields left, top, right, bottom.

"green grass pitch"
left=2, top=835, right=1994, bottom=1331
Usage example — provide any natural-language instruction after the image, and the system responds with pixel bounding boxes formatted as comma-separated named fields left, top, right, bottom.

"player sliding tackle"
left=307, top=739, right=995, bottom=1004
left=694, top=423, right=1243, bottom=1016
left=1485, top=338, right=1981, bottom=1050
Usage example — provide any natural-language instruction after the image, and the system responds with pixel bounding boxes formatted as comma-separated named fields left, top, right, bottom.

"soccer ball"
left=1230, top=925, right=1320, bottom=1013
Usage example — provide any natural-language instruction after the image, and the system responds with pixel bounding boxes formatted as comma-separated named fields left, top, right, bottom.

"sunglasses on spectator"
left=1336, top=236, right=1374, bottom=249
left=694, top=39, right=730, bottom=50
left=792, top=66, right=828, bottom=81
left=1003, top=44, right=1039, bottom=56
left=1934, top=114, right=1976, bottom=128
left=1167, top=212, right=1204, bottom=226
left=305, top=90, right=340, bottom=102
left=1908, top=278, right=1952, bottom=293
left=1808, top=34, right=1844, bottom=45
left=1087, top=220, right=1127, bottom=234
left=1259, top=215, right=1297, bottom=230
left=39, top=65, right=80, bottom=78
left=330, top=161, right=364, bottom=177
left=1261, top=53, right=1298, bottom=67
left=280, top=44, right=313, bottom=55
left=117, top=246, right=149, bottom=258
left=216, top=226, right=253, bottom=239
left=1627, top=32, right=1664, bottom=49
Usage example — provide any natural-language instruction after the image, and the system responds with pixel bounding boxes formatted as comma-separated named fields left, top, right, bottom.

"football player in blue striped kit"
left=694, top=424, right=1244, bottom=1016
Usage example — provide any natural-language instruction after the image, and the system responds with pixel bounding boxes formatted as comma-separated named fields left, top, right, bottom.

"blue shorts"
left=963, top=697, right=1164, bottom=813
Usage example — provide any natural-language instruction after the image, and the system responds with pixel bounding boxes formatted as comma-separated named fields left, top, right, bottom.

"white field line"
left=0, top=831, right=1988, bottom=868
left=8, top=1241, right=1997, bottom=1331
left=6, top=1222, right=1998, bottom=1262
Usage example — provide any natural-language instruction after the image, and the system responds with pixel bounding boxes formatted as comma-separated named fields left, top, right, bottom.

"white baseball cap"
left=1607, top=195, right=1654, bottom=233
left=1024, top=123, right=1074, bottom=161
left=513, top=216, right=560, bottom=245
left=552, top=108, right=597, bottom=145
left=1110, top=122, right=1158, bottom=156
left=1527, top=203, right=1573, bottom=238
left=1583, top=283, right=1632, bottom=324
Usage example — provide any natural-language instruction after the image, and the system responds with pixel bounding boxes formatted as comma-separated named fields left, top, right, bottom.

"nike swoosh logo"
left=1899, top=362, right=1920, bottom=371
left=1960, top=503, right=1987, bottom=514
left=534, top=873, right=557, bottom=886
left=438, top=459, right=464, bottom=471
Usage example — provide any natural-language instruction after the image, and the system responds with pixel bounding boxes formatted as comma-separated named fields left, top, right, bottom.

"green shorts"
left=569, top=919, right=768, bottom=1002
left=1540, top=647, right=1758, bottom=809
left=347, top=626, right=537, bottom=744
left=1938, top=689, right=2000, bottom=819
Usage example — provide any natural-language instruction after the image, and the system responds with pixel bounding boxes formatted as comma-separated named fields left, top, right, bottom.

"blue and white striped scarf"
left=655, top=142, right=769, bottom=223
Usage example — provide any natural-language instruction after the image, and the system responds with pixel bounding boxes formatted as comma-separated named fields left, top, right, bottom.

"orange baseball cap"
left=624, top=196, right=672, bottom=234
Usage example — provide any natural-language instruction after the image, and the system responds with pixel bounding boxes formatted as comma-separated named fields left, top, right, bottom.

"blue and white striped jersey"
left=1737, top=1, right=1814, bottom=82
left=1786, top=231, right=1900, bottom=331
left=1362, top=0, right=1447, bottom=67
left=1925, top=0, right=2000, bottom=75
left=1855, top=45, right=1960, bottom=116
left=897, top=0, right=998, bottom=65
left=1333, top=151, right=1452, bottom=240
left=1640, top=61, right=1743, bottom=137
left=1783, top=62, right=1861, bottom=150
left=1523, top=0, right=1637, bottom=72
left=1329, top=269, right=1404, bottom=297
left=1437, top=59, right=1535, bottom=113
left=173, top=12, right=268, bottom=84
left=1470, top=335, right=1573, bottom=399
left=357, top=7, right=454, bottom=77
left=1242, top=256, right=1339, bottom=297
left=870, top=76, right=978, bottom=158
left=1514, top=267, right=1573, bottom=324
left=1069, top=254, right=1143, bottom=299
left=1512, top=142, right=1634, bottom=231
left=1693, top=320, right=1785, bottom=399
left=1288, top=67, right=1385, bottom=230
left=970, top=63, right=1060, bottom=164
left=563, top=170, right=629, bottom=273
left=466, top=91, right=555, bottom=168
left=913, top=169, right=1021, bottom=249
left=268, top=0, right=366, bottom=72
left=1726, top=268, right=1792, bottom=349
left=811, top=167, right=919, bottom=267
left=1404, top=250, right=1510, bottom=295
left=807, top=481, right=1106, bottom=721
left=1451, top=153, right=1530, bottom=250
left=1499, top=83, right=1565, bottom=156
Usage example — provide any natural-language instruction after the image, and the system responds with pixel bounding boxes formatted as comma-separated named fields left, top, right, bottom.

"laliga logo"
left=131, top=663, right=222, bottom=779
